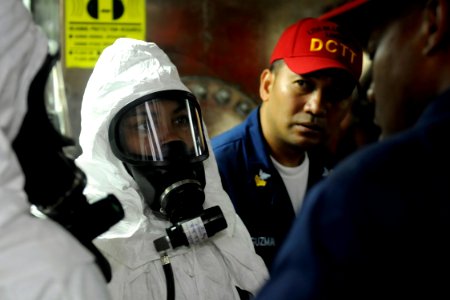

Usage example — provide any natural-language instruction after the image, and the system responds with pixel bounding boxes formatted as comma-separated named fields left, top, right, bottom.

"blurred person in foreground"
left=331, top=66, right=380, bottom=164
left=211, top=17, right=363, bottom=270
left=75, top=38, right=268, bottom=300
left=254, top=0, right=450, bottom=299
left=0, top=0, right=113, bottom=299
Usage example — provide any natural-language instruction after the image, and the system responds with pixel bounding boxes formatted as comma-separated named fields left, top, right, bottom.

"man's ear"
left=422, top=0, right=449, bottom=54
left=259, top=68, right=274, bottom=102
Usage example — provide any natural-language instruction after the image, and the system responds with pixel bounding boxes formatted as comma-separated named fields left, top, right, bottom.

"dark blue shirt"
left=212, top=106, right=328, bottom=269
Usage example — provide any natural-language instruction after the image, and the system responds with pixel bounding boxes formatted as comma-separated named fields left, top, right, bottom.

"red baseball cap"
left=270, top=17, right=363, bottom=81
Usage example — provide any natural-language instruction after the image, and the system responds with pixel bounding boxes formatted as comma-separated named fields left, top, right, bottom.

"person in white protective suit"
left=75, top=37, right=269, bottom=300
left=0, top=0, right=113, bottom=299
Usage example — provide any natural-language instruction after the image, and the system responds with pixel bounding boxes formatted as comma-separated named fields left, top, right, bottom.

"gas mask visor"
left=109, top=90, right=208, bottom=167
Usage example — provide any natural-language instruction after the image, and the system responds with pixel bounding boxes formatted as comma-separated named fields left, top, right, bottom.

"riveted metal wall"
left=34, top=0, right=343, bottom=155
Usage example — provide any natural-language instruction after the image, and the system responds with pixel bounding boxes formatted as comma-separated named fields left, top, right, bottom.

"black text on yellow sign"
left=65, top=0, right=146, bottom=68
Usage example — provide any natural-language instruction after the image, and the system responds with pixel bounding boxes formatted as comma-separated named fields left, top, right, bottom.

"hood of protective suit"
left=0, top=0, right=49, bottom=228
left=77, top=38, right=199, bottom=236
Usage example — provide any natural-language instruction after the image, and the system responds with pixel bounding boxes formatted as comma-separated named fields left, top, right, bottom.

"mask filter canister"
left=154, top=205, right=227, bottom=251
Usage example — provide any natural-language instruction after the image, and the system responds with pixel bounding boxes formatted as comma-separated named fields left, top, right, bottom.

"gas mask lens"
left=110, top=91, right=208, bottom=165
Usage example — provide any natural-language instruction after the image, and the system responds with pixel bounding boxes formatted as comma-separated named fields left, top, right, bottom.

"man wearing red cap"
left=255, top=0, right=450, bottom=299
left=211, top=17, right=363, bottom=270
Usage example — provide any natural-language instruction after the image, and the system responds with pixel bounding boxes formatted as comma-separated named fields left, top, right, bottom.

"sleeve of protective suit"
left=0, top=207, right=112, bottom=300
left=203, top=134, right=270, bottom=295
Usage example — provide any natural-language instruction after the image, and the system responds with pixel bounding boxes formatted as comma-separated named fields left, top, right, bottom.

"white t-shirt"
left=270, top=153, right=309, bottom=214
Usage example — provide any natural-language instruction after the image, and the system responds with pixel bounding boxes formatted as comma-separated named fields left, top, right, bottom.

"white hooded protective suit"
left=0, top=1, right=112, bottom=299
left=76, top=38, right=268, bottom=300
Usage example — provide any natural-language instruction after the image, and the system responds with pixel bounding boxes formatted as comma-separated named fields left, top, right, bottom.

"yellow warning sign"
left=65, top=0, right=146, bottom=68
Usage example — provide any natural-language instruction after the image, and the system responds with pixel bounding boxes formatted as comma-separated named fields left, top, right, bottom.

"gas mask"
left=109, top=90, right=209, bottom=225
left=12, top=53, right=124, bottom=282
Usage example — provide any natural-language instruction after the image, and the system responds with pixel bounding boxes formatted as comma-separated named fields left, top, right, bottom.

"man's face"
left=367, top=8, right=424, bottom=137
left=261, top=62, right=355, bottom=150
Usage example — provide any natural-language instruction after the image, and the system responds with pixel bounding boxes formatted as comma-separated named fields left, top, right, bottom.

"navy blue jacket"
left=212, top=106, right=328, bottom=270
left=255, top=89, right=450, bottom=300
